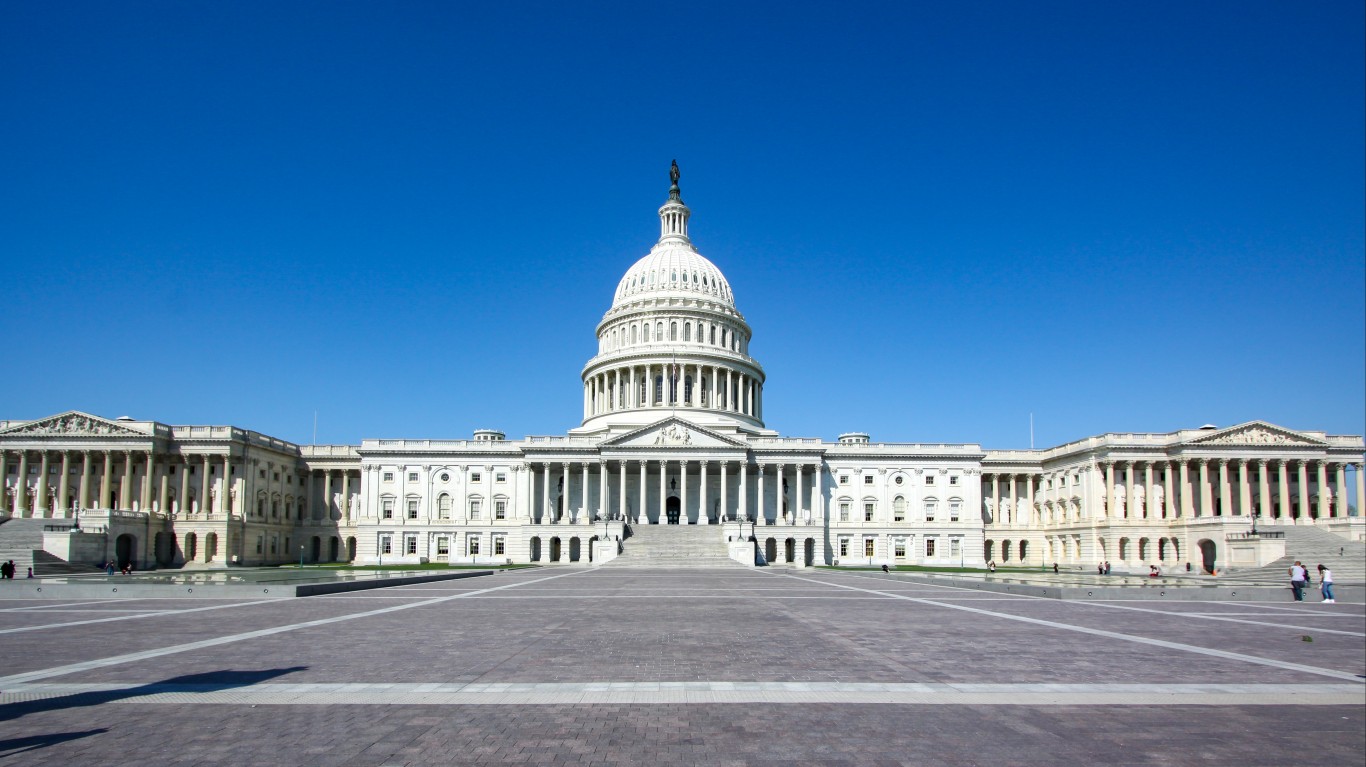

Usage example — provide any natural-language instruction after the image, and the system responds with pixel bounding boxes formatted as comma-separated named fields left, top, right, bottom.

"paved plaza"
left=1, top=568, right=1363, bottom=766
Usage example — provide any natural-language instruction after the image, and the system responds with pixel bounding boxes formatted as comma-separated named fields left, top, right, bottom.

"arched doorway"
left=804, top=538, right=815, bottom=566
left=530, top=537, right=542, bottom=562
left=1019, top=541, right=1028, bottom=562
left=346, top=536, right=357, bottom=561
left=550, top=537, right=562, bottom=562
left=115, top=534, right=137, bottom=569
left=204, top=532, right=218, bottom=563
left=666, top=496, right=681, bottom=525
left=154, top=531, right=174, bottom=567
left=764, top=537, right=777, bottom=564
left=984, top=540, right=994, bottom=562
left=184, top=532, right=197, bottom=563
left=1001, top=540, right=1012, bottom=562
left=310, top=536, right=321, bottom=563
left=329, top=536, right=340, bottom=562
left=1198, top=539, right=1217, bottom=574
left=784, top=538, right=795, bottom=564
left=569, top=538, right=581, bottom=562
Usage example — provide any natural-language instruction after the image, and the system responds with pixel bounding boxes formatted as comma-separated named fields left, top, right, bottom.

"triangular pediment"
left=0, top=411, right=147, bottom=438
left=1187, top=421, right=1326, bottom=447
left=604, top=417, right=747, bottom=449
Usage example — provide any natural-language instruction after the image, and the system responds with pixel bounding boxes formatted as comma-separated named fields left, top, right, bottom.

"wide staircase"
left=1219, top=524, right=1365, bottom=585
left=0, top=518, right=103, bottom=576
left=604, top=523, right=745, bottom=568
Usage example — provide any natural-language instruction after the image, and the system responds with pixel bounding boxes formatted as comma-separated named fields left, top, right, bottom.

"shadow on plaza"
left=0, top=666, right=309, bottom=725
left=0, top=728, right=109, bottom=760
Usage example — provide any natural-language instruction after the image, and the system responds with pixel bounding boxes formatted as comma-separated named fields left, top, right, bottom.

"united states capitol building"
left=2, top=168, right=1363, bottom=574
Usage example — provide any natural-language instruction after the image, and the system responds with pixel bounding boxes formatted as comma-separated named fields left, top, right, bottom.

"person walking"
left=0, top=560, right=12, bottom=580
left=1289, top=561, right=1308, bottom=602
left=1318, top=564, right=1335, bottom=604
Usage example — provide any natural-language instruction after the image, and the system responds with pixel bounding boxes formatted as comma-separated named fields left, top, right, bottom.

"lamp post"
left=1250, top=508, right=1260, bottom=536
left=299, top=544, right=305, bottom=568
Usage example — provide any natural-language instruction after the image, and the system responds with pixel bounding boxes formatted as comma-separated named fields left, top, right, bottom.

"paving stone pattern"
left=1, top=568, right=1363, bottom=766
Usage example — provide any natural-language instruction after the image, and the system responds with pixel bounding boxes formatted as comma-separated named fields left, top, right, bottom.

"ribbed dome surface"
left=612, top=242, right=734, bottom=308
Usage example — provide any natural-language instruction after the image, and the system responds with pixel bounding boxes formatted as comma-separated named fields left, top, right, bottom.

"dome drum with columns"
left=576, top=164, right=769, bottom=436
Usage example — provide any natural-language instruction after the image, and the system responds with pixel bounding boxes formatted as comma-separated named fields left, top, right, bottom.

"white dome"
left=612, top=242, right=734, bottom=308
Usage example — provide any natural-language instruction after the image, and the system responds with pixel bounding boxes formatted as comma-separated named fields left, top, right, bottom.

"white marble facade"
left=2, top=171, right=1363, bottom=571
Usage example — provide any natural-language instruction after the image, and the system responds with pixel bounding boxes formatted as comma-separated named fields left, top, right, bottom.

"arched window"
left=631, top=326, right=638, bottom=344
left=699, top=375, right=708, bottom=406
left=656, top=322, right=663, bottom=340
left=721, top=328, right=727, bottom=347
left=438, top=494, right=451, bottom=519
left=670, top=322, right=678, bottom=341
left=924, top=498, right=939, bottom=521
left=639, top=378, right=647, bottom=404
left=655, top=375, right=664, bottom=403
left=684, top=323, right=691, bottom=342
left=643, top=324, right=651, bottom=342
left=710, top=326, right=716, bottom=345
left=684, top=375, right=693, bottom=403
left=893, top=496, right=907, bottom=521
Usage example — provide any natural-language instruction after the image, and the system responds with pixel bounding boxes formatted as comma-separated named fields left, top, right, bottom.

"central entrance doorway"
left=666, top=496, right=681, bottom=524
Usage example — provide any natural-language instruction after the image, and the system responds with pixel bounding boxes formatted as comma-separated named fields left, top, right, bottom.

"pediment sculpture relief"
left=1202, top=426, right=1312, bottom=446
left=653, top=424, right=692, bottom=445
left=3, top=413, right=142, bottom=436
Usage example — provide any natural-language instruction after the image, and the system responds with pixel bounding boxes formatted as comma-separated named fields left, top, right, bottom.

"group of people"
left=1288, top=561, right=1334, bottom=603
left=102, top=560, right=132, bottom=576
left=1097, top=561, right=1112, bottom=575
left=0, top=560, right=32, bottom=579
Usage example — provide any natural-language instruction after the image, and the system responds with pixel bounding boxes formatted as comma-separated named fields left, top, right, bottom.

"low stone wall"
left=0, top=569, right=494, bottom=600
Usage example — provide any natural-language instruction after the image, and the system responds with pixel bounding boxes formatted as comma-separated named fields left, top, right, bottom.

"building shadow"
left=0, top=729, right=108, bottom=760
left=0, top=666, right=308, bottom=723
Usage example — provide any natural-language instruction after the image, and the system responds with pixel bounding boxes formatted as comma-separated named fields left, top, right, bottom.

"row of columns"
left=987, top=458, right=1363, bottom=527
left=584, top=363, right=761, bottom=420
left=0, top=449, right=235, bottom=518
left=314, top=468, right=358, bottom=522
left=529, top=459, right=823, bottom=525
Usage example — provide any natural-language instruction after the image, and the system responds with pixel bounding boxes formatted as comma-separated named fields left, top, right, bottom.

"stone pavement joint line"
left=2, top=682, right=1362, bottom=706
left=0, top=571, right=587, bottom=687
left=795, top=572, right=1366, bottom=683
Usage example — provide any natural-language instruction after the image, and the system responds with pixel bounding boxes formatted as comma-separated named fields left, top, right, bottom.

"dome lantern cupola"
left=658, top=158, right=691, bottom=244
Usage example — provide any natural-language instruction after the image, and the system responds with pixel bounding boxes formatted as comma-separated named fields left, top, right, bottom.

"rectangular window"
left=496, top=473, right=507, bottom=483
left=494, top=536, right=506, bottom=555
left=839, top=502, right=850, bottom=522
left=382, top=499, right=394, bottom=519
left=383, top=472, right=394, bottom=482
left=925, top=475, right=935, bottom=485
left=469, top=536, right=480, bottom=555
left=495, top=500, right=507, bottom=520
left=436, top=537, right=450, bottom=556
left=408, top=472, right=418, bottom=482
left=470, top=472, right=482, bottom=483
left=863, top=475, right=874, bottom=485
left=470, top=499, right=482, bottom=519
left=949, top=501, right=961, bottom=521
left=863, top=502, right=874, bottom=522
left=405, top=536, right=417, bottom=555
left=864, top=538, right=875, bottom=557
left=838, top=537, right=850, bottom=557
left=950, top=537, right=962, bottom=557
left=381, top=536, right=392, bottom=554
left=839, top=475, right=849, bottom=486
left=255, top=536, right=263, bottom=554
left=949, top=476, right=958, bottom=485
left=407, top=500, right=418, bottom=519
left=894, top=539, right=906, bottom=558
left=925, top=501, right=937, bottom=521
left=926, top=538, right=937, bottom=557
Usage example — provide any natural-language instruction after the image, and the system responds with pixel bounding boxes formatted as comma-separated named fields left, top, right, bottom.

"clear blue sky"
left=3, top=1, right=1362, bottom=449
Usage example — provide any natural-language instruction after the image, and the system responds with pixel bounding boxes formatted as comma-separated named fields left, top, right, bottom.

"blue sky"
left=2, top=1, right=1362, bottom=449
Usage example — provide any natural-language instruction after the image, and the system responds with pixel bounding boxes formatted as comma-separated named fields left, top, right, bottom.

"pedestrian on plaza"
left=1185, top=562, right=1192, bottom=573
left=1318, top=565, right=1335, bottom=604
left=1103, top=561, right=1111, bottom=575
left=25, top=567, right=33, bottom=579
left=881, top=564, right=889, bottom=573
left=1288, top=561, right=1308, bottom=602
left=105, top=560, right=115, bottom=576
left=987, top=561, right=996, bottom=573
left=0, top=560, right=12, bottom=579
left=1097, top=563, right=1104, bottom=576
left=1052, top=563, right=1059, bottom=574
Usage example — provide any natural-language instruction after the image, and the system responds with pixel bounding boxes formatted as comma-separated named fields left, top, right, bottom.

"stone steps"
left=0, top=517, right=100, bottom=576
left=605, top=523, right=741, bottom=568
left=1220, top=524, right=1365, bottom=584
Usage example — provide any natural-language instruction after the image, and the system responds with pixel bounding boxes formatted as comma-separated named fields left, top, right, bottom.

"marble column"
left=618, top=459, right=627, bottom=520
left=658, top=460, right=667, bottom=523
left=79, top=450, right=92, bottom=511
left=1316, top=461, right=1329, bottom=520
left=158, top=460, right=170, bottom=515
left=1122, top=462, right=1133, bottom=520
left=720, top=461, right=729, bottom=522
left=219, top=455, right=231, bottom=516
left=1162, top=461, right=1174, bottom=519
left=699, top=460, right=709, bottom=524
left=177, top=459, right=188, bottom=515
left=101, top=451, right=113, bottom=509
left=36, top=452, right=50, bottom=517
left=815, top=462, right=824, bottom=523
left=639, top=460, right=648, bottom=523
left=322, top=470, right=332, bottom=521
left=341, top=470, right=351, bottom=522
left=1178, top=459, right=1192, bottom=517
left=1333, top=463, right=1348, bottom=518
left=1296, top=460, right=1310, bottom=521
left=1257, top=460, right=1271, bottom=521
left=740, top=461, right=748, bottom=522
left=1104, top=462, right=1115, bottom=519
left=580, top=462, right=588, bottom=524
left=1217, top=459, right=1230, bottom=516
left=200, top=455, right=211, bottom=515
left=1006, top=473, right=1017, bottom=525
left=681, top=460, right=689, bottom=524
left=599, top=460, right=608, bottom=521
left=795, top=463, right=804, bottom=525
left=58, top=451, right=72, bottom=516
left=989, top=474, right=999, bottom=523
left=541, top=463, right=550, bottom=524
left=1355, top=464, right=1365, bottom=521
left=1237, top=459, right=1251, bottom=517
left=1276, top=460, right=1290, bottom=521
left=560, top=463, right=570, bottom=524
left=1142, top=463, right=1153, bottom=520
left=756, top=463, right=765, bottom=525
left=1198, top=459, right=1212, bottom=518
left=119, top=451, right=133, bottom=510
left=16, top=451, right=30, bottom=516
